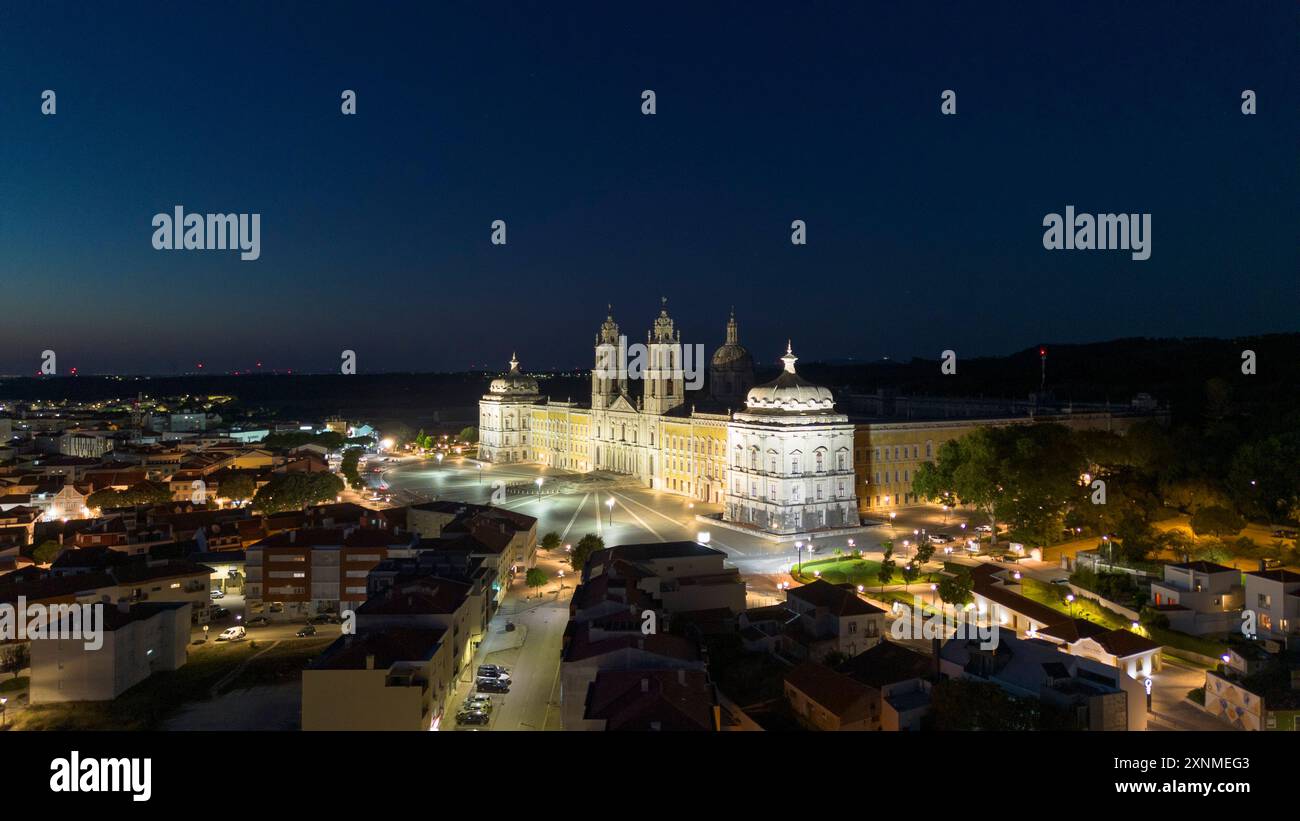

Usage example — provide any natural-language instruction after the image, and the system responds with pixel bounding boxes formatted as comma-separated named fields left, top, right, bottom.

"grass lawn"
left=218, top=638, right=334, bottom=694
left=0, top=676, right=28, bottom=694
left=791, top=556, right=938, bottom=589
left=700, top=633, right=788, bottom=708
left=11, top=641, right=258, bottom=731
left=1020, top=578, right=1228, bottom=658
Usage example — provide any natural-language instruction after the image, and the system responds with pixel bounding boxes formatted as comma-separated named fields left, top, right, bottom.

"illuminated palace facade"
left=479, top=305, right=1155, bottom=536
left=480, top=305, right=858, bottom=534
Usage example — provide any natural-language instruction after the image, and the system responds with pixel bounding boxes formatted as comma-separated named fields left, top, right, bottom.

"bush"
left=1139, top=605, right=1171, bottom=630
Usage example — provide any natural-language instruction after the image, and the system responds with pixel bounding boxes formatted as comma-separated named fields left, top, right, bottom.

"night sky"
left=1, top=1, right=1295, bottom=375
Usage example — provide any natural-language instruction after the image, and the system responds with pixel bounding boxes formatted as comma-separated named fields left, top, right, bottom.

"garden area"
left=1020, top=577, right=1227, bottom=661
left=8, top=637, right=332, bottom=731
left=789, top=555, right=939, bottom=590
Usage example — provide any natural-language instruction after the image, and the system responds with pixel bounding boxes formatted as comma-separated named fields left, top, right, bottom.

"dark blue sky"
left=1, top=1, right=1295, bottom=375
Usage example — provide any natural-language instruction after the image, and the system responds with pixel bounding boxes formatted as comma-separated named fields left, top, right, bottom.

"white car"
left=217, top=625, right=246, bottom=641
left=974, top=524, right=993, bottom=533
left=210, top=589, right=225, bottom=599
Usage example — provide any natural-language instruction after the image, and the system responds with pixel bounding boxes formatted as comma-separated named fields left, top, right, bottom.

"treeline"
left=914, top=414, right=1300, bottom=564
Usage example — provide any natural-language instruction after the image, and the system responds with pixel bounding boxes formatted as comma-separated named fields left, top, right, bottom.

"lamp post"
left=203, top=624, right=210, bottom=643
left=436, top=452, right=444, bottom=468
left=0, top=696, right=6, bottom=728
left=477, top=462, right=483, bottom=485
left=796, top=541, right=805, bottom=574
left=889, top=511, right=897, bottom=535
left=534, top=477, right=543, bottom=500
left=1066, top=593, right=1075, bottom=618
left=606, top=497, right=615, bottom=526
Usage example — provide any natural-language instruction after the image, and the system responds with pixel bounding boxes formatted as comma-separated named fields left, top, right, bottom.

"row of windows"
left=870, top=442, right=933, bottom=462
left=733, top=479, right=848, bottom=502
left=735, top=447, right=848, bottom=474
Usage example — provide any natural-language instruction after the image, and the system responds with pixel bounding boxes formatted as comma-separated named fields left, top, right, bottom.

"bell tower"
left=644, top=297, right=684, bottom=416
left=592, top=305, right=625, bottom=410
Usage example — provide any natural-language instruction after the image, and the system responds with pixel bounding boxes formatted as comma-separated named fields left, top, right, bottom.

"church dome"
left=711, top=311, right=753, bottom=370
left=489, top=354, right=539, bottom=396
left=743, top=342, right=835, bottom=414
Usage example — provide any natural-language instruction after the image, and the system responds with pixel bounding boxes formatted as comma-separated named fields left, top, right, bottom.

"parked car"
left=268, top=602, right=285, bottom=613
left=457, top=709, right=490, bottom=726
left=476, top=679, right=510, bottom=693
left=476, top=668, right=510, bottom=682
left=930, top=533, right=953, bottom=544
left=477, top=664, right=508, bottom=676
left=217, top=625, right=246, bottom=642
left=310, top=613, right=341, bottom=625
left=209, top=606, right=230, bottom=620
left=1050, top=578, right=1070, bottom=586
left=246, top=615, right=271, bottom=627
left=210, top=589, right=225, bottom=600
left=974, top=524, right=993, bottom=533
left=1272, top=529, right=1298, bottom=539
left=296, top=624, right=317, bottom=637
left=464, top=694, right=493, bottom=711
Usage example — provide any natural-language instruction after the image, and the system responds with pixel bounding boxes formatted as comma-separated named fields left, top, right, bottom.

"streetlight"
left=796, top=541, right=805, bottom=574
left=889, top=511, right=897, bottom=534
left=477, top=462, right=483, bottom=485
left=0, top=696, right=6, bottom=728
left=203, top=624, right=210, bottom=642
left=535, top=477, right=543, bottom=499
left=436, top=453, right=444, bottom=467
left=606, top=497, right=615, bottom=525
left=1066, top=593, right=1075, bottom=617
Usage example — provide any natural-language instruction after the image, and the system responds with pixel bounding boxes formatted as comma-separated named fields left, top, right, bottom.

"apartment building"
left=302, top=627, right=452, bottom=731
left=28, top=601, right=192, bottom=703
left=1244, top=568, right=1300, bottom=638
left=782, top=579, right=887, bottom=660
left=245, top=527, right=418, bottom=619
left=1149, top=560, right=1243, bottom=634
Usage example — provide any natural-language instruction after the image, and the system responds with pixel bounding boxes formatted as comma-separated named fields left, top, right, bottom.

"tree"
left=31, top=540, right=62, bottom=565
left=253, top=472, right=344, bottom=513
left=340, top=447, right=365, bottom=490
left=913, top=536, right=935, bottom=571
left=1139, top=605, right=1171, bottom=630
left=459, top=426, right=479, bottom=443
left=121, top=481, right=172, bottom=506
left=876, top=544, right=896, bottom=592
left=900, top=561, right=920, bottom=591
left=0, top=643, right=29, bottom=679
left=85, top=489, right=118, bottom=510
left=569, top=533, right=605, bottom=573
left=1229, top=432, right=1300, bottom=523
left=540, top=531, right=561, bottom=552
left=937, top=569, right=974, bottom=609
left=219, top=474, right=256, bottom=505
left=525, top=567, right=549, bottom=596
left=1189, top=505, right=1246, bottom=539
left=823, top=651, right=852, bottom=668
left=928, top=678, right=1040, bottom=731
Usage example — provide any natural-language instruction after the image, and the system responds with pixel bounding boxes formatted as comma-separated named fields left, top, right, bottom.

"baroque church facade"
left=478, top=304, right=863, bottom=536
